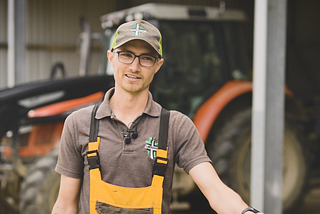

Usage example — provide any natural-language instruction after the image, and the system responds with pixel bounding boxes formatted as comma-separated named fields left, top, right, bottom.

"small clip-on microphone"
left=124, top=126, right=138, bottom=144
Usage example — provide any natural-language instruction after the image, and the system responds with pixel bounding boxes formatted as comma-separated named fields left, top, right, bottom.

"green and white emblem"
left=145, top=137, right=158, bottom=159
left=131, top=23, right=146, bottom=35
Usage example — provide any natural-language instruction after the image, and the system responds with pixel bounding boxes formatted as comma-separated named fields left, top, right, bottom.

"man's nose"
left=129, top=56, right=141, bottom=70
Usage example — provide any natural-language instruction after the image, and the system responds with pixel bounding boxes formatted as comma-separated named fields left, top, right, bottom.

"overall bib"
left=86, top=105, right=170, bottom=214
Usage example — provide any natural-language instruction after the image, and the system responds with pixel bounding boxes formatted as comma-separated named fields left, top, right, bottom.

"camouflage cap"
left=110, top=20, right=163, bottom=57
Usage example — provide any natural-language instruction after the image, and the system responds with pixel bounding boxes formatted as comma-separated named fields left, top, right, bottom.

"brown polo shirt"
left=55, top=88, right=211, bottom=214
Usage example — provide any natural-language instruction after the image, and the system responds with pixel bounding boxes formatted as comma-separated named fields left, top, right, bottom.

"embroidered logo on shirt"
left=145, top=137, right=158, bottom=159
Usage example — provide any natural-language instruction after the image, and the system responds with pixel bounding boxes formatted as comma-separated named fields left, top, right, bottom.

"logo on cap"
left=131, top=23, right=146, bottom=36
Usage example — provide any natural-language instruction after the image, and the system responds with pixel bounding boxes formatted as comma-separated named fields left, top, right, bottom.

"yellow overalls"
left=86, top=105, right=170, bottom=214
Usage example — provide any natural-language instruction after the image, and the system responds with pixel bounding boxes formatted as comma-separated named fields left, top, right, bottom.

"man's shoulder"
left=73, top=105, right=94, bottom=115
left=66, top=105, right=95, bottom=123
left=167, top=110, right=190, bottom=120
left=165, top=110, right=195, bottom=129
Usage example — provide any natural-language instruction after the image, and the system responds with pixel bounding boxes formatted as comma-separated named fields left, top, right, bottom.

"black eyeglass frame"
left=114, top=51, right=161, bottom=67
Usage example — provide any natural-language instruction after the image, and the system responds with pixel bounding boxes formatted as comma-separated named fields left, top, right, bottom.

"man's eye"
left=121, top=53, right=133, bottom=58
left=141, top=55, right=154, bottom=61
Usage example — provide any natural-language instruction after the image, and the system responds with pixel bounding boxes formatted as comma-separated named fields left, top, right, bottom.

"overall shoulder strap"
left=87, top=104, right=101, bottom=171
left=153, top=108, right=170, bottom=177
left=158, top=108, right=170, bottom=149
left=89, top=104, right=100, bottom=142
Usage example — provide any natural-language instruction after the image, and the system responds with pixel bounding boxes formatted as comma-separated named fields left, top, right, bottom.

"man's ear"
left=107, top=50, right=115, bottom=67
left=154, top=58, right=164, bottom=74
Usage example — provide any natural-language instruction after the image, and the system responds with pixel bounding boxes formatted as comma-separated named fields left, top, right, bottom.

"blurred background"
left=0, top=0, right=319, bottom=213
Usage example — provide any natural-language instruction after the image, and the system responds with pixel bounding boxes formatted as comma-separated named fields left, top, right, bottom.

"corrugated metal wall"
left=0, top=0, right=117, bottom=89
left=0, top=0, right=254, bottom=89
left=24, top=0, right=115, bottom=83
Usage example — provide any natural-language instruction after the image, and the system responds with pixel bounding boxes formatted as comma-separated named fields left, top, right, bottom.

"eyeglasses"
left=114, top=51, right=160, bottom=67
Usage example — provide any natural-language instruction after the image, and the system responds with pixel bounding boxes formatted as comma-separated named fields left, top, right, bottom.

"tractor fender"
left=193, top=80, right=253, bottom=143
left=17, top=91, right=104, bottom=158
left=28, top=91, right=104, bottom=118
left=193, top=80, right=296, bottom=143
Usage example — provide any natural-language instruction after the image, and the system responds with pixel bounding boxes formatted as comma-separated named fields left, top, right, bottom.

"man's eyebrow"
left=118, top=49, right=157, bottom=57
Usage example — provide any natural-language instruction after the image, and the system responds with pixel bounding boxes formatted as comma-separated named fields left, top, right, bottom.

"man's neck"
left=109, top=88, right=149, bottom=127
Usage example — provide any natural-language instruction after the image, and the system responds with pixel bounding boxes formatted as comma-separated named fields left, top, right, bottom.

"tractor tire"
left=0, top=166, right=22, bottom=214
left=19, top=148, right=60, bottom=214
left=0, top=192, right=19, bottom=214
left=206, top=109, right=309, bottom=213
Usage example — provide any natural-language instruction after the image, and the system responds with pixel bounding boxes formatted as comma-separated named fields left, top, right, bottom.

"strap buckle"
left=153, top=156, right=168, bottom=176
left=86, top=150, right=101, bottom=170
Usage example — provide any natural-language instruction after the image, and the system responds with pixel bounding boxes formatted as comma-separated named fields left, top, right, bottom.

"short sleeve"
left=171, top=111, right=212, bottom=173
left=55, top=113, right=84, bottom=178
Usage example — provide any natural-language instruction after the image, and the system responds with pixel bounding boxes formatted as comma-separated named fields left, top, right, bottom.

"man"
left=52, top=20, right=263, bottom=214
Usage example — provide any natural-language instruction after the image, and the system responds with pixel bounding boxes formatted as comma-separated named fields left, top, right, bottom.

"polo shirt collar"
left=96, top=88, right=160, bottom=119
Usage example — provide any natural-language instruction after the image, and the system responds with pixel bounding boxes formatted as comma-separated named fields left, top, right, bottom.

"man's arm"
left=189, top=162, right=262, bottom=214
left=51, top=174, right=82, bottom=214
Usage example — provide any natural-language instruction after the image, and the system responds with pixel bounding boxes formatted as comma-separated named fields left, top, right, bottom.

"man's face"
left=107, top=40, right=164, bottom=95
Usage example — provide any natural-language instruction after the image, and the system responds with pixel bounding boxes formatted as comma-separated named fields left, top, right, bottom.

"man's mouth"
left=126, top=74, right=141, bottom=79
